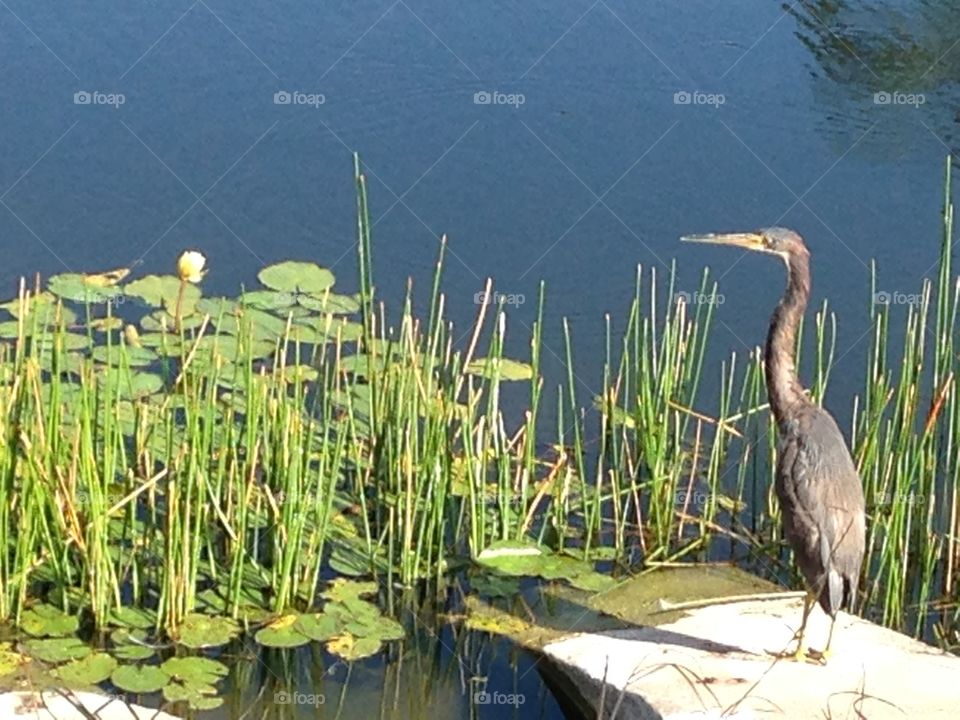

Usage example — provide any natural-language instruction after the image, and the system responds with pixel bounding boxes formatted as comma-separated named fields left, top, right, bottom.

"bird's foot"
left=805, top=647, right=830, bottom=665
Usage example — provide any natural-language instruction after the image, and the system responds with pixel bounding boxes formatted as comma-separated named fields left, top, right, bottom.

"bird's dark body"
left=774, top=404, right=866, bottom=617
left=683, top=226, right=867, bottom=647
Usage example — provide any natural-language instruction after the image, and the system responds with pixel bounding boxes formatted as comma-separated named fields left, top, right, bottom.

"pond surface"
left=2, top=1, right=958, bottom=717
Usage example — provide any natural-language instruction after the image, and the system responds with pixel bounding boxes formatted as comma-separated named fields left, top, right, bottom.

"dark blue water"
left=3, top=1, right=959, bottom=716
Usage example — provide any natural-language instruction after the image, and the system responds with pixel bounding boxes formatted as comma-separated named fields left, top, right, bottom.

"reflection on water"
left=788, top=0, right=960, bottom=158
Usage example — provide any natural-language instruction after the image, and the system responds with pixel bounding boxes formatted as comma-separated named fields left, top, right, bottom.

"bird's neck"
left=765, top=252, right=811, bottom=427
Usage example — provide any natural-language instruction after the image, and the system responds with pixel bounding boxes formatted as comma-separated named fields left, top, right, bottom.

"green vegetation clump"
left=0, top=155, right=958, bottom=709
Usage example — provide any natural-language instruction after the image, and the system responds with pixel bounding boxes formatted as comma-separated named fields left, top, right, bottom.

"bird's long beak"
left=680, top=232, right=766, bottom=251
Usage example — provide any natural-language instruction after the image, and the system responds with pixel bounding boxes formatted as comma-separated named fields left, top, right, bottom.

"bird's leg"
left=767, top=592, right=815, bottom=661
left=788, top=592, right=815, bottom=660
left=807, top=614, right=837, bottom=665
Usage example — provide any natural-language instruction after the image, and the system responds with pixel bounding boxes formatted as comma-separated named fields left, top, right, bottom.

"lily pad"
left=176, top=613, right=240, bottom=649
left=20, top=604, right=78, bottom=637
left=294, top=613, right=341, bottom=642
left=0, top=642, right=26, bottom=678
left=23, top=637, right=91, bottom=663
left=92, top=344, right=158, bottom=368
left=125, top=275, right=201, bottom=316
left=297, top=293, right=360, bottom=314
left=254, top=614, right=310, bottom=648
left=49, top=273, right=124, bottom=304
left=465, top=358, right=533, bottom=381
left=321, top=578, right=378, bottom=604
left=163, top=680, right=223, bottom=710
left=53, top=652, right=118, bottom=685
left=160, top=656, right=228, bottom=686
left=109, top=605, right=157, bottom=630
left=111, top=664, right=170, bottom=693
left=96, top=368, right=163, bottom=400
left=258, top=261, right=335, bottom=294
left=326, top=632, right=382, bottom=661
left=110, top=629, right=155, bottom=661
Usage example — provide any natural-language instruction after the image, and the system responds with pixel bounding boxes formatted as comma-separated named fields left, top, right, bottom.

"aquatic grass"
left=0, top=153, right=957, bottom=686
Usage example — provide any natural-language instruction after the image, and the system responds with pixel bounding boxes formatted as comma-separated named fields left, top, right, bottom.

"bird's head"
left=681, top=227, right=808, bottom=261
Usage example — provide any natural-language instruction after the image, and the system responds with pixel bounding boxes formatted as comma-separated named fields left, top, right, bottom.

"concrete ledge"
left=543, top=596, right=960, bottom=719
left=0, top=690, right=179, bottom=719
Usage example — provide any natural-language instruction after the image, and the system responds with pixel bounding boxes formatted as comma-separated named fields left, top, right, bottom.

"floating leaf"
left=92, top=344, right=158, bottom=368
left=21, top=604, right=79, bottom=637
left=161, top=656, right=228, bottom=686
left=254, top=614, right=310, bottom=648
left=326, top=632, right=381, bottom=661
left=49, top=273, right=124, bottom=303
left=465, top=358, right=533, bottom=381
left=111, top=664, right=170, bottom=693
left=54, top=652, right=118, bottom=685
left=240, top=290, right=296, bottom=310
left=163, top=680, right=223, bottom=710
left=321, top=578, right=378, bottom=604
left=96, top=368, right=163, bottom=400
left=258, top=261, right=335, bottom=294
left=0, top=642, right=27, bottom=678
left=569, top=572, right=617, bottom=592
left=125, top=275, right=201, bottom=315
left=23, top=637, right=91, bottom=663
left=176, top=613, right=240, bottom=649
left=294, top=613, right=341, bottom=642
left=110, top=629, right=155, bottom=661
left=297, top=293, right=360, bottom=314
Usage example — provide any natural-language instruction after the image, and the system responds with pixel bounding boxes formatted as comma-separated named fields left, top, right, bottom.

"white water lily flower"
left=177, top=250, right=207, bottom=283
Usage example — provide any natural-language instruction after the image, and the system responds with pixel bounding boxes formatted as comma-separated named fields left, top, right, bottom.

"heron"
left=681, top=227, right=866, bottom=662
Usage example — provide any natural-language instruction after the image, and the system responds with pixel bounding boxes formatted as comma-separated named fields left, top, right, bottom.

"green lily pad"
left=163, top=680, right=223, bottom=710
left=96, top=368, right=163, bottom=400
left=322, top=578, right=378, bottom=604
left=465, top=358, right=533, bottom=381
left=297, top=293, right=360, bottom=314
left=23, top=637, right=91, bottom=663
left=258, top=262, right=335, bottom=294
left=125, top=275, right=201, bottom=315
left=53, top=652, right=118, bottom=685
left=110, top=629, right=156, bottom=661
left=86, top=316, right=124, bottom=332
left=20, top=604, right=79, bottom=637
left=49, top=273, right=124, bottom=304
left=240, top=290, right=296, bottom=310
left=294, top=613, right=341, bottom=642
left=160, top=656, right=228, bottom=686
left=111, top=664, right=170, bottom=693
left=176, top=613, right=240, bottom=649
left=0, top=642, right=26, bottom=678
left=254, top=614, right=310, bottom=648
left=326, top=633, right=382, bottom=661
left=569, top=572, right=617, bottom=592
left=92, top=344, right=158, bottom=368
